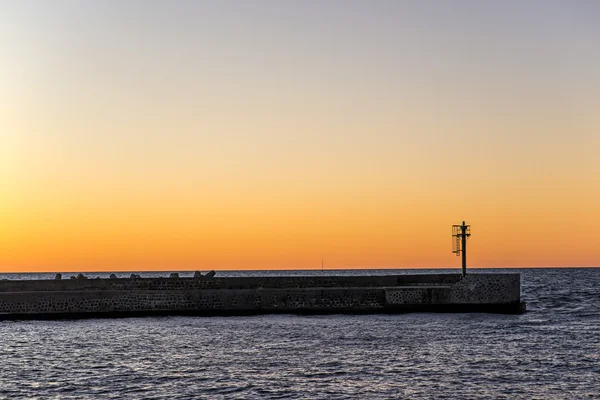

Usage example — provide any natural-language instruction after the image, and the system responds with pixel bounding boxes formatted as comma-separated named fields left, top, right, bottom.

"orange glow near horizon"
left=1, top=2, right=599, bottom=272
left=2, top=180, right=599, bottom=272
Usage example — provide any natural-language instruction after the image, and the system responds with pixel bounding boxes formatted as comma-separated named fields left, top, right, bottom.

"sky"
left=1, top=0, right=599, bottom=272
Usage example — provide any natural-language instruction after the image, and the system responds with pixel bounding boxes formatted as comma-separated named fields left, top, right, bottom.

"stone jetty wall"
left=0, top=274, right=464, bottom=292
left=0, top=274, right=523, bottom=318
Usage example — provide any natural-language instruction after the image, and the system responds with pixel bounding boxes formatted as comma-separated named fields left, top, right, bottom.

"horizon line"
left=1, top=265, right=599, bottom=274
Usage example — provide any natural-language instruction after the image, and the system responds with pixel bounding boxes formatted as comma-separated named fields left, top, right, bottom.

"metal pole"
left=461, top=221, right=467, bottom=276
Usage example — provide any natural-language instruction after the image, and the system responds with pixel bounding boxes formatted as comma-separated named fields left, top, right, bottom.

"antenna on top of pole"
left=452, top=221, right=471, bottom=276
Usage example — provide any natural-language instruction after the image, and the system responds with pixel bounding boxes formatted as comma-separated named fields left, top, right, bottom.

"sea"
left=0, top=268, right=598, bottom=399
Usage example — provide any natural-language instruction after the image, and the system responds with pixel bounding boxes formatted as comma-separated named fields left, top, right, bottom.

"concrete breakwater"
left=0, top=273, right=525, bottom=320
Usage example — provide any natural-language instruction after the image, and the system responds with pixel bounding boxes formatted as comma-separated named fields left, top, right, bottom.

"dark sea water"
left=0, top=268, right=598, bottom=399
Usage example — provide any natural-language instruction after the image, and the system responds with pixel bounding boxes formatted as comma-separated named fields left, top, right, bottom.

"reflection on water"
left=1, top=268, right=599, bottom=399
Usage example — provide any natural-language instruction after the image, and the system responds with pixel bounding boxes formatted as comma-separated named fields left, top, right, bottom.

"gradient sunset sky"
left=1, top=1, right=599, bottom=272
